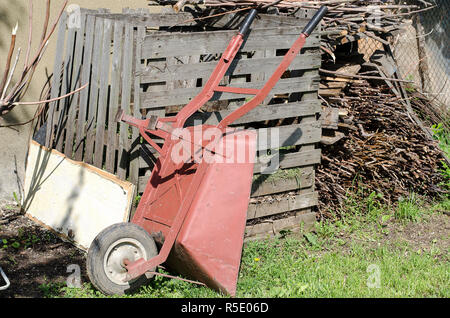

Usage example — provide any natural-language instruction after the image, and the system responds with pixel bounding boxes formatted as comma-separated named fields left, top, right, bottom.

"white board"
left=24, top=141, right=135, bottom=251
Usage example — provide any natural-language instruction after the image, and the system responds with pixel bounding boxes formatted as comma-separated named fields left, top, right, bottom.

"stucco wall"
left=0, top=0, right=149, bottom=200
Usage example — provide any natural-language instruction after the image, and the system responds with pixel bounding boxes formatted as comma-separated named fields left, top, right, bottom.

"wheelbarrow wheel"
left=87, top=222, right=158, bottom=295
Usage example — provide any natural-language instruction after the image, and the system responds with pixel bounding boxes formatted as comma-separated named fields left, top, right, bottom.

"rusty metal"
left=147, top=270, right=207, bottom=287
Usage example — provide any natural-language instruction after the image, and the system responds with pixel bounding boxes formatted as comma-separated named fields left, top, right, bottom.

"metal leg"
left=0, top=267, right=10, bottom=291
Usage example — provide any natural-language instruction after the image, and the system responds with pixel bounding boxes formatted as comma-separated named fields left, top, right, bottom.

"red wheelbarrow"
left=86, top=6, right=328, bottom=296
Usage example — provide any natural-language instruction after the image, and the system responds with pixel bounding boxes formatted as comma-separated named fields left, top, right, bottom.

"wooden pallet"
left=42, top=8, right=322, bottom=240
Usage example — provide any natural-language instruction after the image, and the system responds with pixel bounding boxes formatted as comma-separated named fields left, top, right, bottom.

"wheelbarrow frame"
left=112, top=6, right=328, bottom=289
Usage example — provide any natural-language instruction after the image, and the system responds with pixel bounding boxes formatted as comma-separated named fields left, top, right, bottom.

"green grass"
left=237, top=238, right=448, bottom=298
left=57, top=233, right=448, bottom=298
left=45, top=193, right=449, bottom=299
left=431, top=122, right=450, bottom=191
left=432, top=123, right=450, bottom=158
left=395, top=193, right=425, bottom=222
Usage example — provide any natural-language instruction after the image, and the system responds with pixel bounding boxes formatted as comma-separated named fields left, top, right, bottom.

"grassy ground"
left=43, top=192, right=449, bottom=298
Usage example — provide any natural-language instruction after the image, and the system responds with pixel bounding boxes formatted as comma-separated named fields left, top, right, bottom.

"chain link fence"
left=360, top=0, right=449, bottom=107
left=326, top=0, right=449, bottom=108
left=412, top=0, right=449, bottom=107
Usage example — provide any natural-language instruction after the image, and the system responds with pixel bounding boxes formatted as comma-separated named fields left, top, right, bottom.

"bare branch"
left=0, top=23, right=18, bottom=97
left=11, top=83, right=89, bottom=106
left=1, top=48, right=21, bottom=100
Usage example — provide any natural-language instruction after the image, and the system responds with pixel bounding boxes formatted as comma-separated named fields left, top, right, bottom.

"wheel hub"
left=103, top=238, right=147, bottom=285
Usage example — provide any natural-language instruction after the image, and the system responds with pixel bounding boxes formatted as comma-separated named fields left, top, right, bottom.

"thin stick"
left=2, top=71, right=53, bottom=129
left=0, top=99, right=46, bottom=128
left=41, top=0, right=51, bottom=43
left=10, top=82, right=89, bottom=106
left=170, top=6, right=252, bottom=28
left=261, top=0, right=283, bottom=9
left=0, top=23, right=18, bottom=97
left=10, top=41, right=50, bottom=103
left=1, top=48, right=21, bottom=100
left=319, top=68, right=415, bottom=83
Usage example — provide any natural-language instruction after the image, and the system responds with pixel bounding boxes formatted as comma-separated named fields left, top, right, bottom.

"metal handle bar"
left=239, top=9, right=258, bottom=36
left=302, top=6, right=328, bottom=36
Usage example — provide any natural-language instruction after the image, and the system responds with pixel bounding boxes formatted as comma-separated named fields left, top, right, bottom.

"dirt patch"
left=383, top=213, right=450, bottom=254
left=331, top=212, right=450, bottom=257
left=0, top=201, right=87, bottom=298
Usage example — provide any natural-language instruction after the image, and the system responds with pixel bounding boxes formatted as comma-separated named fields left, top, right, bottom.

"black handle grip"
left=302, top=6, right=328, bottom=36
left=239, top=9, right=258, bottom=36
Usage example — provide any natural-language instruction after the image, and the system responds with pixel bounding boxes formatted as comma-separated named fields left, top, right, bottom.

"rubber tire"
left=86, top=222, right=158, bottom=295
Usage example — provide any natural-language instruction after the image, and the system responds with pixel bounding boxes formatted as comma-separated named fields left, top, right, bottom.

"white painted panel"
left=24, top=141, right=135, bottom=251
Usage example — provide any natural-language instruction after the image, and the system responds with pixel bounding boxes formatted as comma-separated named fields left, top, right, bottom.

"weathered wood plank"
left=46, top=11, right=67, bottom=148
left=256, top=121, right=321, bottom=151
left=117, top=23, right=134, bottom=180
left=82, top=11, right=316, bottom=31
left=210, top=13, right=313, bottom=29
left=93, top=18, right=112, bottom=168
left=247, top=192, right=318, bottom=220
left=80, top=8, right=110, bottom=15
left=139, top=53, right=321, bottom=84
left=142, top=27, right=320, bottom=59
left=296, top=69, right=319, bottom=217
left=105, top=21, right=124, bottom=173
left=187, top=100, right=321, bottom=126
left=80, top=12, right=311, bottom=28
left=75, top=14, right=95, bottom=162
left=254, top=148, right=321, bottom=173
left=129, top=26, right=145, bottom=187
left=141, top=75, right=320, bottom=108
left=251, top=170, right=314, bottom=197
left=320, top=107, right=340, bottom=130
left=85, top=17, right=104, bottom=165
left=272, top=211, right=316, bottom=233
left=64, top=13, right=86, bottom=159
left=244, top=211, right=316, bottom=241
left=55, top=23, right=76, bottom=153
left=82, top=12, right=195, bottom=26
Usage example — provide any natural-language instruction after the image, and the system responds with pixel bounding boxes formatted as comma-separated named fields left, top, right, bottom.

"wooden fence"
left=40, top=8, right=322, bottom=241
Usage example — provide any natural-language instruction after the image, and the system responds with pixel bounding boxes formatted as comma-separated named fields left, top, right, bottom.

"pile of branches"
left=316, top=74, right=447, bottom=217
left=153, top=0, right=435, bottom=51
